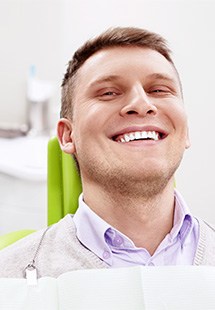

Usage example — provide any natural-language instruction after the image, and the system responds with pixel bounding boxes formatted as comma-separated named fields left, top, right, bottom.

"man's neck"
left=82, top=180, right=175, bottom=255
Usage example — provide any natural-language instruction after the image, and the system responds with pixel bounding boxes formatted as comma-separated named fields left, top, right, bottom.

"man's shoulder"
left=0, top=229, right=46, bottom=278
left=195, top=217, right=215, bottom=266
left=198, top=218, right=215, bottom=235
left=0, top=215, right=76, bottom=278
left=0, top=214, right=74, bottom=253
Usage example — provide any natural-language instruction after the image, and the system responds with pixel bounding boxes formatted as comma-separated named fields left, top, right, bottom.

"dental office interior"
left=0, top=0, right=214, bottom=235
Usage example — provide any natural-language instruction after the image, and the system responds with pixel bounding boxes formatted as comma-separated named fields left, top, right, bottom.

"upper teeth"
left=119, top=131, right=159, bottom=143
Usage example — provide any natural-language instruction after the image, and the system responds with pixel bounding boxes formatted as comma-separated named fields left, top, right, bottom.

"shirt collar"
left=73, top=194, right=113, bottom=265
left=73, top=190, right=194, bottom=265
left=169, top=189, right=194, bottom=245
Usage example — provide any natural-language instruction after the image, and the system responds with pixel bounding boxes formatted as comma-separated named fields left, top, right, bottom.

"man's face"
left=65, top=47, right=190, bottom=192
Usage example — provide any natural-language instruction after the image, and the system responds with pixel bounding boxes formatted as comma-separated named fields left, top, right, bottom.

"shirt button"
left=113, top=235, right=123, bottom=246
left=103, top=250, right=111, bottom=259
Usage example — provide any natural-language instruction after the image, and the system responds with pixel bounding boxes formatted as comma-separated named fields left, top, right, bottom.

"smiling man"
left=0, top=27, right=215, bottom=278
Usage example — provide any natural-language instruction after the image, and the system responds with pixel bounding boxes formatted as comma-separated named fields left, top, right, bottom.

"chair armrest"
left=0, top=229, right=35, bottom=250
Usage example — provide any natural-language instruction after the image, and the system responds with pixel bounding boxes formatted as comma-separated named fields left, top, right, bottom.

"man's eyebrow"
left=146, top=73, right=177, bottom=83
left=87, top=73, right=178, bottom=89
left=88, top=75, right=123, bottom=88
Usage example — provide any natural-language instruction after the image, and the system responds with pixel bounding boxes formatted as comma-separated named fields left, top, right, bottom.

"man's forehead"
left=74, top=47, right=179, bottom=89
left=80, top=45, right=160, bottom=68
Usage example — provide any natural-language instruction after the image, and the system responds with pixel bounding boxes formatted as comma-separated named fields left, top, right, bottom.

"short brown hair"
left=61, top=27, right=176, bottom=119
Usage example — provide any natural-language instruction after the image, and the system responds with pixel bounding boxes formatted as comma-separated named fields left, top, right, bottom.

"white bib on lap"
left=0, top=266, right=215, bottom=310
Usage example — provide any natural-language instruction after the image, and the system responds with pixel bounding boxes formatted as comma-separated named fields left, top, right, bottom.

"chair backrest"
left=47, top=137, right=82, bottom=226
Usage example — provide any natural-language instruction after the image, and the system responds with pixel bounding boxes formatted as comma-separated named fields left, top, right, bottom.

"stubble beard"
left=80, top=155, right=182, bottom=201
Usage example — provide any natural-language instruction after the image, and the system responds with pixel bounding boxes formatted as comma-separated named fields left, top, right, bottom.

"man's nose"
left=120, top=86, right=157, bottom=117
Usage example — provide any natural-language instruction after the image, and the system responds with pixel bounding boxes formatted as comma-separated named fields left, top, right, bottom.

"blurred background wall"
left=0, top=0, right=215, bottom=232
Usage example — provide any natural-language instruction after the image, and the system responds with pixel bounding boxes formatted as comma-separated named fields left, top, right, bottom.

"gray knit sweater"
left=0, top=215, right=215, bottom=279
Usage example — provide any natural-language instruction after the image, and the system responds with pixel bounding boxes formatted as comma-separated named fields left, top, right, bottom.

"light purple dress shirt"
left=73, top=190, right=199, bottom=267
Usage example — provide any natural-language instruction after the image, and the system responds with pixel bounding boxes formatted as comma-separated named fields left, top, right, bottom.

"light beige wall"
left=0, top=0, right=62, bottom=128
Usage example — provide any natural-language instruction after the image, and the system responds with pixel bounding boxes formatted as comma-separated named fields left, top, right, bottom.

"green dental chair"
left=47, top=136, right=82, bottom=225
left=0, top=137, right=82, bottom=250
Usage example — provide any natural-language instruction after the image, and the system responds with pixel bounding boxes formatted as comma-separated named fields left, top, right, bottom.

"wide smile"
left=112, top=128, right=167, bottom=144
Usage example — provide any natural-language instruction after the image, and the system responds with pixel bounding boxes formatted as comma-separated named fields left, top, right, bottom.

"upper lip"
left=110, top=125, right=168, bottom=141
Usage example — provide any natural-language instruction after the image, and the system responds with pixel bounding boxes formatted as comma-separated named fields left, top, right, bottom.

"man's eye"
left=97, top=89, right=121, bottom=100
left=96, top=89, right=121, bottom=101
left=151, top=89, right=167, bottom=93
left=102, top=91, right=117, bottom=96
left=148, top=88, right=171, bottom=95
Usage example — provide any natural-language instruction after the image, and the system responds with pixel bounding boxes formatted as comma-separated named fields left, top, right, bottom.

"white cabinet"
left=0, top=136, right=48, bottom=234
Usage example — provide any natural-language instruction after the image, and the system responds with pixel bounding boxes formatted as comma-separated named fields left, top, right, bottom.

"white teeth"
left=129, top=133, right=135, bottom=141
left=141, top=131, right=147, bottom=139
left=124, top=134, right=130, bottom=142
left=134, top=132, right=141, bottom=140
left=148, top=131, right=153, bottom=139
left=119, top=131, right=160, bottom=143
left=154, top=132, right=159, bottom=141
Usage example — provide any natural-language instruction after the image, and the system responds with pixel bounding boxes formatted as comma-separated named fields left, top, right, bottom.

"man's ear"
left=57, top=118, right=76, bottom=154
